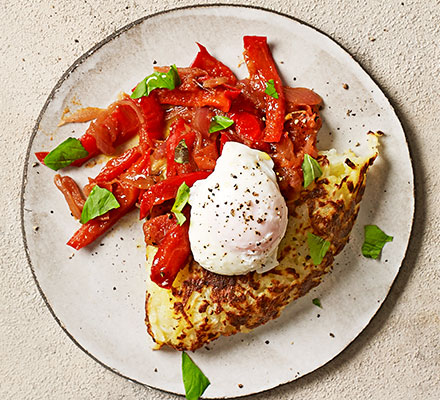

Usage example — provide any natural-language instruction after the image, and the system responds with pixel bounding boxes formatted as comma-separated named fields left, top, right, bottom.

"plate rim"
left=20, top=3, right=415, bottom=399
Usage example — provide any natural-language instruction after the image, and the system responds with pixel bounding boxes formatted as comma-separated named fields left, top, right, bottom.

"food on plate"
left=189, top=141, right=288, bottom=275
left=37, top=36, right=379, bottom=352
left=145, top=136, right=378, bottom=350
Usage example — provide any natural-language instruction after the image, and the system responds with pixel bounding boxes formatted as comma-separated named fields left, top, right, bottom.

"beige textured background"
left=1, top=0, right=439, bottom=399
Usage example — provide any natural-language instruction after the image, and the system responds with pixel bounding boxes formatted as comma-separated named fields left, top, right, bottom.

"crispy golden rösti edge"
left=145, top=134, right=379, bottom=351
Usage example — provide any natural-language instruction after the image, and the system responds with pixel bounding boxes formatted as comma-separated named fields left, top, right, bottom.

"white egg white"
left=189, top=141, right=288, bottom=275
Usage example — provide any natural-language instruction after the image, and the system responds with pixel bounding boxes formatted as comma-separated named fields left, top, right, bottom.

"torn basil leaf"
left=80, top=186, right=120, bottom=224
left=208, top=115, right=234, bottom=133
left=174, top=139, right=189, bottom=164
left=312, top=298, right=322, bottom=308
left=44, top=137, right=89, bottom=171
left=307, top=232, right=331, bottom=265
left=265, top=79, right=279, bottom=99
left=362, top=225, right=393, bottom=259
left=182, top=352, right=210, bottom=400
left=302, top=154, right=323, bottom=187
left=171, top=182, right=190, bottom=225
left=131, top=64, right=181, bottom=99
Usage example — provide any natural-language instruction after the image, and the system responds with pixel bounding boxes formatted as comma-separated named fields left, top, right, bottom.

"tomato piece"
left=243, top=36, right=286, bottom=143
left=94, top=147, right=141, bottom=184
left=139, top=171, right=211, bottom=220
left=149, top=214, right=190, bottom=289
left=191, top=43, right=237, bottom=85
left=157, top=87, right=240, bottom=113
left=229, top=111, right=263, bottom=142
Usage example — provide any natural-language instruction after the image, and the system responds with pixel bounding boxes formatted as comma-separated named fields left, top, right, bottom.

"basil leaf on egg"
left=44, top=137, right=89, bottom=171
left=174, top=139, right=189, bottom=164
left=182, top=351, right=210, bottom=400
left=362, top=225, right=393, bottom=259
left=264, top=79, right=279, bottom=99
left=312, top=298, right=322, bottom=308
left=208, top=115, right=234, bottom=133
left=131, top=64, right=181, bottom=99
left=302, top=154, right=323, bottom=188
left=171, top=182, right=190, bottom=225
left=80, top=185, right=120, bottom=224
left=307, top=232, right=331, bottom=265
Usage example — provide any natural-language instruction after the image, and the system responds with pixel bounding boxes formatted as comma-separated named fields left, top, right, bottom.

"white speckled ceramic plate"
left=21, top=5, right=414, bottom=399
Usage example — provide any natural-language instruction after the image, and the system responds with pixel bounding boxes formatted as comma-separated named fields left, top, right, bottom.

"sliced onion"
left=58, top=107, right=105, bottom=127
left=54, top=174, right=86, bottom=220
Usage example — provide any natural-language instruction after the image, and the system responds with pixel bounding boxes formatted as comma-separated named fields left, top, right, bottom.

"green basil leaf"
left=362, top=225, right=393, bottom=259
left=307, top=232, right=331, bottom=265
left=312, top=298, right=322, bottom=308
left=175, top=139, right=189, bottom=164
left=131, top=64, right=181, bottom=99
left=208, top=115, right=234, bottom=133
left=182, top=351, right=210, bottom=400
left=302, top=154, right=323, bottom=187
left=171, top=182, right=190, bottom=225
left=44, top=137, right=89, bottom=171
left=80, top=186, right=120, bottom=224
left=265, top=79, right=279, bottom=99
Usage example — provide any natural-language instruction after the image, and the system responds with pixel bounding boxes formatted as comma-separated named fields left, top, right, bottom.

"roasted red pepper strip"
left=166, top=118, right=196, bottom=177
left=243, top=36, right=286, bottom=142
left=131, top=92, right=165, bottom=142
left=229, top=111, right=263, bottom=142
left=94, top=147, right=141, bottom=184
left=67, top=153, right=150, bottom=250
left=139, top=171, right=211, bottom=220
left=150, top=213, right=190, bottom=289
left=191, top=43, right=237, bottom=85
left=156, top=87, right=240, bottom=113
left=35, top=152, right=49, bottom=163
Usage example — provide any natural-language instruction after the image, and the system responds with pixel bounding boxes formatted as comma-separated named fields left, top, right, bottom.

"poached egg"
left=188, top=142, right=288, bottom=275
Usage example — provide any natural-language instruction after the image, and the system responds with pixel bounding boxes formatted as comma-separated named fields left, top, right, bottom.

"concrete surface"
left=0, top=0, right=438, bottom=399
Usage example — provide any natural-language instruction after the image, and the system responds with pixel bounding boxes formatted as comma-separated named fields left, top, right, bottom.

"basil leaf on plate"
left=302, top=154, right=323, bottom=188
left=171, top=182, right=190, bottom=225
left=265, top=79, right=279, bottom=99
left=182, top=351, right=210, bottom=400
left=208, top=115, right=234, bottom=133
left=80, top=186, right=120, bottom=224
left=362, top=225, right=393, bottom=259
left=307, top=232, right=331, bottom=265
left=175, top=139, right=189, bottom=164
left=312, top=298, right=322, bottom=308
left=44, top=137, right=89, bottom=171
left=131, top=64, right=181, bottom=99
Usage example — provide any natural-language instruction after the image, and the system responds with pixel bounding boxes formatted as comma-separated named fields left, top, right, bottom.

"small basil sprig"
left=175, top=139, right=189, bottom=164
left=131, top=64, right=181, bottom=99
left=44, top=137, right=89, bottom=171
left=302, top=154, right=323, bottom=188
left=312, top=298, right=322, bottom=308
left=362, top=225, right=393, bottom=259
left=307, top=232, right=331, bottom=265
left=265, top=79, right=279, bottom=99
left=182, top=352, right=210, bottom=400
left=80, top=186, right=120, bottom=224
left=208, top=115, right=234, bottom=133
left=171, top=182, right=190, bottom=225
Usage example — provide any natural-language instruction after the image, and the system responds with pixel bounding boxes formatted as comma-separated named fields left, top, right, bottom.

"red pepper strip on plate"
left=156, top=87, right=240, bottom=113
left=191, top=43, right=238, bottom=85
left=139, top=171, right=211, bottom=220
left=228, top=111, right=263, bottom=142
left=35, top=152, right=49, bottom=163
left=148, top=212, right=191, bottom=289
left=166, top=118, right=196, bottom=177
left=131, top=92, right=165, bottom=143
left=243, top=36, right=286, bottom=143
left=94, top=147, right=141, bottom=184
left=66, top=154, right=150, bottom=250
